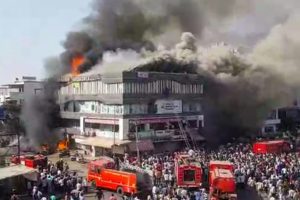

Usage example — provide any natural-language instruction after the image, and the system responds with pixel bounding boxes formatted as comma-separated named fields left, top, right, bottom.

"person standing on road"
left=79, top=191, right=85, bottom=200
left=95, top=188, right=104, bottom=200
left=109, top=193, right=117, bottom=200
left=82, top=178, right=88, bottom=193
left=64, top=192, right=71, bottom=200
left=10, top=189, right=20, bottom=200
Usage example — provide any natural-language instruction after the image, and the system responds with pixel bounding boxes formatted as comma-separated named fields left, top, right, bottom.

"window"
left=183, top=170, right=195, bottom=182
left=90, top=165, right=101, bottom=174
left=188, top=120, right=198, bottom=128
left=85, top=123, right=99, bottom=129
left=150, top=123, right=166, bottom=130
left=137, top=124, right=145, bottom=132
left=112, top=125, right=119, bottom=132
left=264, top=126, right=275, bottom=133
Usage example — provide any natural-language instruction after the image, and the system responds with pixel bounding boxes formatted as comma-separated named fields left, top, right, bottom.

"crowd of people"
left=9, top=141, right=300, bottom=200
left=123, top=142, right=300, bottom=200
left=26, top=159, right=88, bottom=200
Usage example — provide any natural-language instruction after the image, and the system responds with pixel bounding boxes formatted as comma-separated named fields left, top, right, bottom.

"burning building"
left=29, top=0, right=300, bottom=154
left=58, top=71, right=204, bottom=156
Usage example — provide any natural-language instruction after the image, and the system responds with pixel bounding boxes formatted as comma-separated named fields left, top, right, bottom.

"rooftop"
left=214, top=168, right=234, bottom=178
left=209, top=160, right=234, bottom=166
left=256, top=140, right=286, bottom=145
left=176, top=154, right=202, bottom=167
left=0, top=165, right=37, bottom=180
left=90, top=156, right=115, bottom=167
left=59, top=71, right=204, bottom=83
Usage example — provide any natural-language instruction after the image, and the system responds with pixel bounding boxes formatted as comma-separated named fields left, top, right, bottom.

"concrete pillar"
left=145, top=123, right=150, bottom=131
left=92, top=145, right=96, bottom=157
left=80, top=116, right=85, bottom=134
left=120, top=118, right=129, bottom=140
left=198, top=115, right=204, bottom=127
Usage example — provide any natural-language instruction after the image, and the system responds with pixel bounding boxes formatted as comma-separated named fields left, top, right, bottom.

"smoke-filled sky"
left=13, top=0, right=300, bottom=145
left=0, top=0, right=299, bottom=84
left=0, top=0, right=92, bottom=84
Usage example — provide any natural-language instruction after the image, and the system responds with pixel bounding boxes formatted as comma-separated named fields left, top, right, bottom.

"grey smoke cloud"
left=24, top=0, right=300, bottom=146
left=251, top=14, right=300, bottom=85
left=21, top=79, right=60, bottom=147
left=81, top=0, right=248, bottom=49
left=132, top=33, right=294, bottom=143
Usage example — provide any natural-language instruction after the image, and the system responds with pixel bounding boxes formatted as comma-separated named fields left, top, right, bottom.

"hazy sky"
left=0, top=0, right=92, bottom=84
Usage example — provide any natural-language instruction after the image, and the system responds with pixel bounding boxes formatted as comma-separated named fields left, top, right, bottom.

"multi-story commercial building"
left=0, top=86, right=9, bottom=105
left=58, top=71, right=204, bottom=156
left=1, top=77, right=43, bottom=105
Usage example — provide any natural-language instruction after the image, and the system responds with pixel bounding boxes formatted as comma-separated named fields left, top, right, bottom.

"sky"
left=0, top=0, right=92, bottom=84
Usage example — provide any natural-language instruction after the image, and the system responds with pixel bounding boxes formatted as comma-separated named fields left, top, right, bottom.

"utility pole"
left=113, top=105, right=116, bottom=146
left=16, top=118, right=20, bottom=161
left=135, top=121, right=140, bottom=165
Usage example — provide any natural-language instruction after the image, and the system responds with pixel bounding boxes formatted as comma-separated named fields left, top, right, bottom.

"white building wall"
left=119, top=118, right=129, bottom=140
left=80, top=116, right=85, bottom=134
left=24, top=82, right=43, bottom=100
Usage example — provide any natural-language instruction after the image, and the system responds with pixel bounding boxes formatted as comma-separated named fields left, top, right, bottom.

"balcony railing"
left=128, top=129, right=186, bottom=142
left=9, top=92, right=24, bottom=101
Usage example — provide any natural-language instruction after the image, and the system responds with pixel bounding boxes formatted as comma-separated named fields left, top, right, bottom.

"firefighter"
left=113, top=155, right=120, bottom=170
left=95, top=189, right=104, bottom=200
left=56, top=158, right=64, bottom=171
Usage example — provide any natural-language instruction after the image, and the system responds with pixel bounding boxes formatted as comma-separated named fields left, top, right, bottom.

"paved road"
left=237, top=187, right=263, bottom=200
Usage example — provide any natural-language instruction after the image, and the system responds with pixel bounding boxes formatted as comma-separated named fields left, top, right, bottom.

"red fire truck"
left=209, top=161, right=237, bottom=200
left=11, top=154, right=47, bottom=168
left=174, top=154, right=202, bottom=188
left=252, top=140, right=291, bottom=154
left=87, top=157, right=152, bottom=195
left=209, top=161, right=234, bottom=172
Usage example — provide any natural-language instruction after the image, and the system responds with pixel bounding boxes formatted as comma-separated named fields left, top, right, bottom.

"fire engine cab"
left=209, top=161, right=237, bottom=200
left=174, top=153, right=202, bottom=188
left=87, top=157, right=152, bottom=195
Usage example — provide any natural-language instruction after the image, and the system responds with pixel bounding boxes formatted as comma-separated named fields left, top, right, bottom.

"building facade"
left=58, top=71, right=204, bottom=156
left=0, top=86, right=9, bottom=105
left=1, top=77, right=43, bottom=105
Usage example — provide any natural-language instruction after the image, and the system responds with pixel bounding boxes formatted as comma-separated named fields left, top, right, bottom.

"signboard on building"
left=155, top=100, right=182, bottom=114
left=129, top=115, right=203, bottom=124
left=137, top=72, right=149, bottom=78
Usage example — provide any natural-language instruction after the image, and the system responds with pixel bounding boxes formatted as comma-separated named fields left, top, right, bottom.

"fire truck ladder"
left=178, top=120, right=193, bottom=149
left=188, top=128, right=198, bottom=150
left=119, top=161, right=150, bottom=175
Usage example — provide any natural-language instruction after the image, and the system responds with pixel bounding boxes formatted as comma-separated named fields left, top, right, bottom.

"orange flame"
left=57, top=139, right=69, bottom=151
left=71, top=55, right=85, bottom=76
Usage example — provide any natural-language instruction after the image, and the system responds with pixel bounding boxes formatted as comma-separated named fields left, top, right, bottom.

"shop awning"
left=128, top=139, right=154, bottom=152
left=0, top=165, right=37, bottom=181
left=75, top=137, right=131, bottom=149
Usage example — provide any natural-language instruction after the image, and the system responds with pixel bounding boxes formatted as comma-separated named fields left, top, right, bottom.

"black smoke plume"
left=21, top=79, right=61, bottom=147
left=133, top=33, right=294, bottom=144
left=22, top=0, right=300, bottom=147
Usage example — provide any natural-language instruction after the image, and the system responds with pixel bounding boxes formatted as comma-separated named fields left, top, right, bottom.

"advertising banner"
left=155, top=100, right=182, bottom=114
